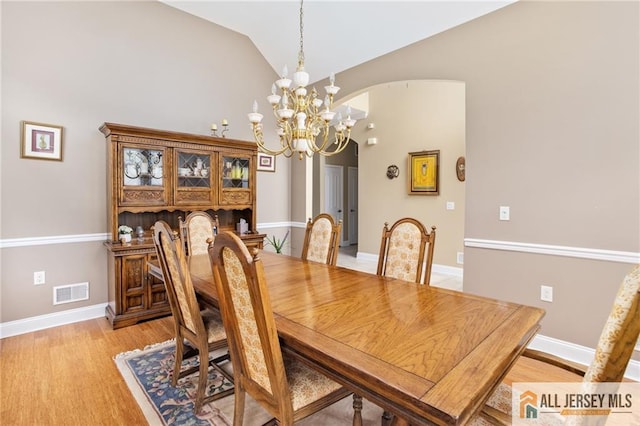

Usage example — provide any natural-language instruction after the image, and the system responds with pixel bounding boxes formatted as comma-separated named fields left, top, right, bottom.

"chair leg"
left=172, top=337, right=185, bottom=386
left=352, top=394, right=363, bottom=426
left=194, top=350, right=209, bottom=414
left=382, top=410, right=393, bottom=426
left=234, top=387, right=246, bottom=426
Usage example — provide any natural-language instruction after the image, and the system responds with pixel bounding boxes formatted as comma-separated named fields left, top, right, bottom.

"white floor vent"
left=53, top=282, right=89, bottom=305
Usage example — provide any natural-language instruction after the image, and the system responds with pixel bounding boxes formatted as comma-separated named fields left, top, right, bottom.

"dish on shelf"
left=178, top=167, right=193, bottom=176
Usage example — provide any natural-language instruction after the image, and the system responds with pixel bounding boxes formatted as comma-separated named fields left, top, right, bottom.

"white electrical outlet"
left=456, top=252, right=464, bottom=265
left=446, top=201, right=455, bottom=210
left=540, top=285, right=553, bottom=302
left=34, top=271, right=46, bottom=285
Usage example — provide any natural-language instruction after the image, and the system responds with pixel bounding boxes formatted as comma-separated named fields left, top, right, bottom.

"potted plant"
left=118, top=225, right=133, bottom=243
left=265, top=230, right=289, bottom=254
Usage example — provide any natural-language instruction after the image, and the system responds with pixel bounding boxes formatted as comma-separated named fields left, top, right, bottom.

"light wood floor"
left=0, top=315, right=587, bottom=425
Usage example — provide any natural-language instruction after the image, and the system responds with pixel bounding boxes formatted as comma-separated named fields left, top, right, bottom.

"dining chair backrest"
left=377, top=217, right=436, bottom=285
left=583, top=264, right=640, bottom=383
left=208, top=231, right=294, bottom=420
left=179, top=211, right=216, bottom=256
left=301, top=213, right=342, bottom=266
left=153, top=220, right=204, bottom=339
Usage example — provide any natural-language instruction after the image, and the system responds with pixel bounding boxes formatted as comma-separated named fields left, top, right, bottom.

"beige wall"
left=2, top=0, right=639, bottom=356
left=0, top=1, right=288, bottom=322
left=329, top=1, right=639, bottom=348
left=344, top=81, right=466, bottom=268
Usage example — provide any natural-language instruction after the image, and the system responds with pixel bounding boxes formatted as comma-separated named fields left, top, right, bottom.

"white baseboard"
left=0, top=303, right=107, bottom=339
left=356, top=251, right=378, bottom=263
left=432, top=263, right=463, bottom=278
left=356, top=252, right=463, bottom=278
left=529, top=334, right=639, bottom=381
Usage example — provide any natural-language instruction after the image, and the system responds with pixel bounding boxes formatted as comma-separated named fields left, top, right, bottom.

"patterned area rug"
left=115, top=339, right=384, bottom=425
left=114, top=339, right=233, bottom=425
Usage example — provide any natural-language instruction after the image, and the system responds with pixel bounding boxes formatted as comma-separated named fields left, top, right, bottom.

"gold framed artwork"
left=408, top=150, right=439, bottom=195
left=21, top=121, right=64, bottom=161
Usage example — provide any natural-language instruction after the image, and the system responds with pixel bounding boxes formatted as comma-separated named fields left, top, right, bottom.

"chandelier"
left=247, top=0, right=357, bottom=159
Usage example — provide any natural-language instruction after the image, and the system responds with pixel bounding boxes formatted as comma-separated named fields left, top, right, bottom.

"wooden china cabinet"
left=100, top=123, right=265, bottom=329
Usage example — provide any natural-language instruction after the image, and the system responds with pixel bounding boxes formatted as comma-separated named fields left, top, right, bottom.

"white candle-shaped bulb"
left=346, top=105, right=352, bottom=118
left=282, top=65, right=288, bottom=78
left=252, top=100, right=259, bottom=113
left=324, top=95, right=331, bottom=110
left=329, top=72, right=335, bottom=86
left=271, top=84, right=277, bottom=95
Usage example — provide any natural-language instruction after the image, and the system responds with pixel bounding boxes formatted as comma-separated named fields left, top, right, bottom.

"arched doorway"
left=314, top=80, right=466, bottom=275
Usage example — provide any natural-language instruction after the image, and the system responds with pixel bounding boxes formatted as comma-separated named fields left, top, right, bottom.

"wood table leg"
left=352, top=394, right=363, bottom=426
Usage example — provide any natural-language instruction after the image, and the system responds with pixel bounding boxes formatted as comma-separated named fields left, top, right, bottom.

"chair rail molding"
left=0, top=233, right=109, bottom=248
left=465, top=238, right=640, bottom=264
left=0, top=223, right=305, bottom=249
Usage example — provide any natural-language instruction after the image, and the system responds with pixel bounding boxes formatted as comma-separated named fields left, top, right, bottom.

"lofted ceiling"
left=160, top=1, right=516, bottom=84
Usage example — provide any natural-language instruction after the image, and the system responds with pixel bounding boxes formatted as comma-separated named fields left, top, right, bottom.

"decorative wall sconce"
left=456, top=156, right=466, bottom=181
left=386, top=165, right=399, bottom=179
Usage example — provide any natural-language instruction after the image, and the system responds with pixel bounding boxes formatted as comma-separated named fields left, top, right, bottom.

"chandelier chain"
left=247, top=0, right=357, bottom=159
left=298, top=0, right=305, bottom=69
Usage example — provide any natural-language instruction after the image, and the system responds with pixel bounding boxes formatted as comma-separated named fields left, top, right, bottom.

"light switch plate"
left=499, top=206, right=510, bottom=221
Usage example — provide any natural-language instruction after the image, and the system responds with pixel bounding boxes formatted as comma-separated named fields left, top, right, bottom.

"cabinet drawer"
left=120, top=188, right=167, bottom=206
left=220, top=189, right=251, bottom=206
left=175, top=188, right=213, bottom=205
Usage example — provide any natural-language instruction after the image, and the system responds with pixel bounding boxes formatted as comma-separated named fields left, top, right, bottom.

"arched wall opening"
left=314, top=80, right=466, bottom=272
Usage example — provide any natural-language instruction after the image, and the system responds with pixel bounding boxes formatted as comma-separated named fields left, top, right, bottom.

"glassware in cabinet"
left=176, top=151, right=211, bottom=189
left=122, top=147, right=164, bottom=187
left=221, top=155, right=250, bottom=189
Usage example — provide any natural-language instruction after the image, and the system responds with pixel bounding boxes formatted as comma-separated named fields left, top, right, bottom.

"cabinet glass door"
left=221, top=156, right=250, bottom=189
left=123, top=147, right=164, bottom=187
left=177, top=151, right=211, bottom=189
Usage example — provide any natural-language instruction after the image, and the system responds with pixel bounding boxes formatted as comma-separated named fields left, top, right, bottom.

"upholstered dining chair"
left=152, top=220, right=233, bottom=414
left=374, top=218, right=436, bottom=425
left=377, top=217, right=436, bottom=285
left=179, top=211, right=218, bottom=256
left=473, top=264, right=640, bottom=426
left=300, top=213, right=342, bottom=266
left=208, top=231, right=352, bottom=425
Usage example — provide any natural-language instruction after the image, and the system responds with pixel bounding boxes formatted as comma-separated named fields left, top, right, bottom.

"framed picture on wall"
left=21, top=121, right=64, bottom=161
left=408, top=150, right=439, bottom=195
left=257, top=152, right=276, bottom=172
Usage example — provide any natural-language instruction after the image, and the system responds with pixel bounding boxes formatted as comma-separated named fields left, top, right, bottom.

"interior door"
left=347, top=166, right=358, bottom=246
left=324, top=165, right=344, bottom=245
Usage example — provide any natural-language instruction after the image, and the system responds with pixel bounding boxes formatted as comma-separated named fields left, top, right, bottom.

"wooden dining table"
left=169, top=250, right=545, bottom=426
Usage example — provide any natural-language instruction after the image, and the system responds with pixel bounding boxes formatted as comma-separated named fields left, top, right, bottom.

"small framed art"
left=257, top=152, right=275, bottom=172
left=21, top=121, right=64, bottom=161
left=408, top=150, right=439, bottom=195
